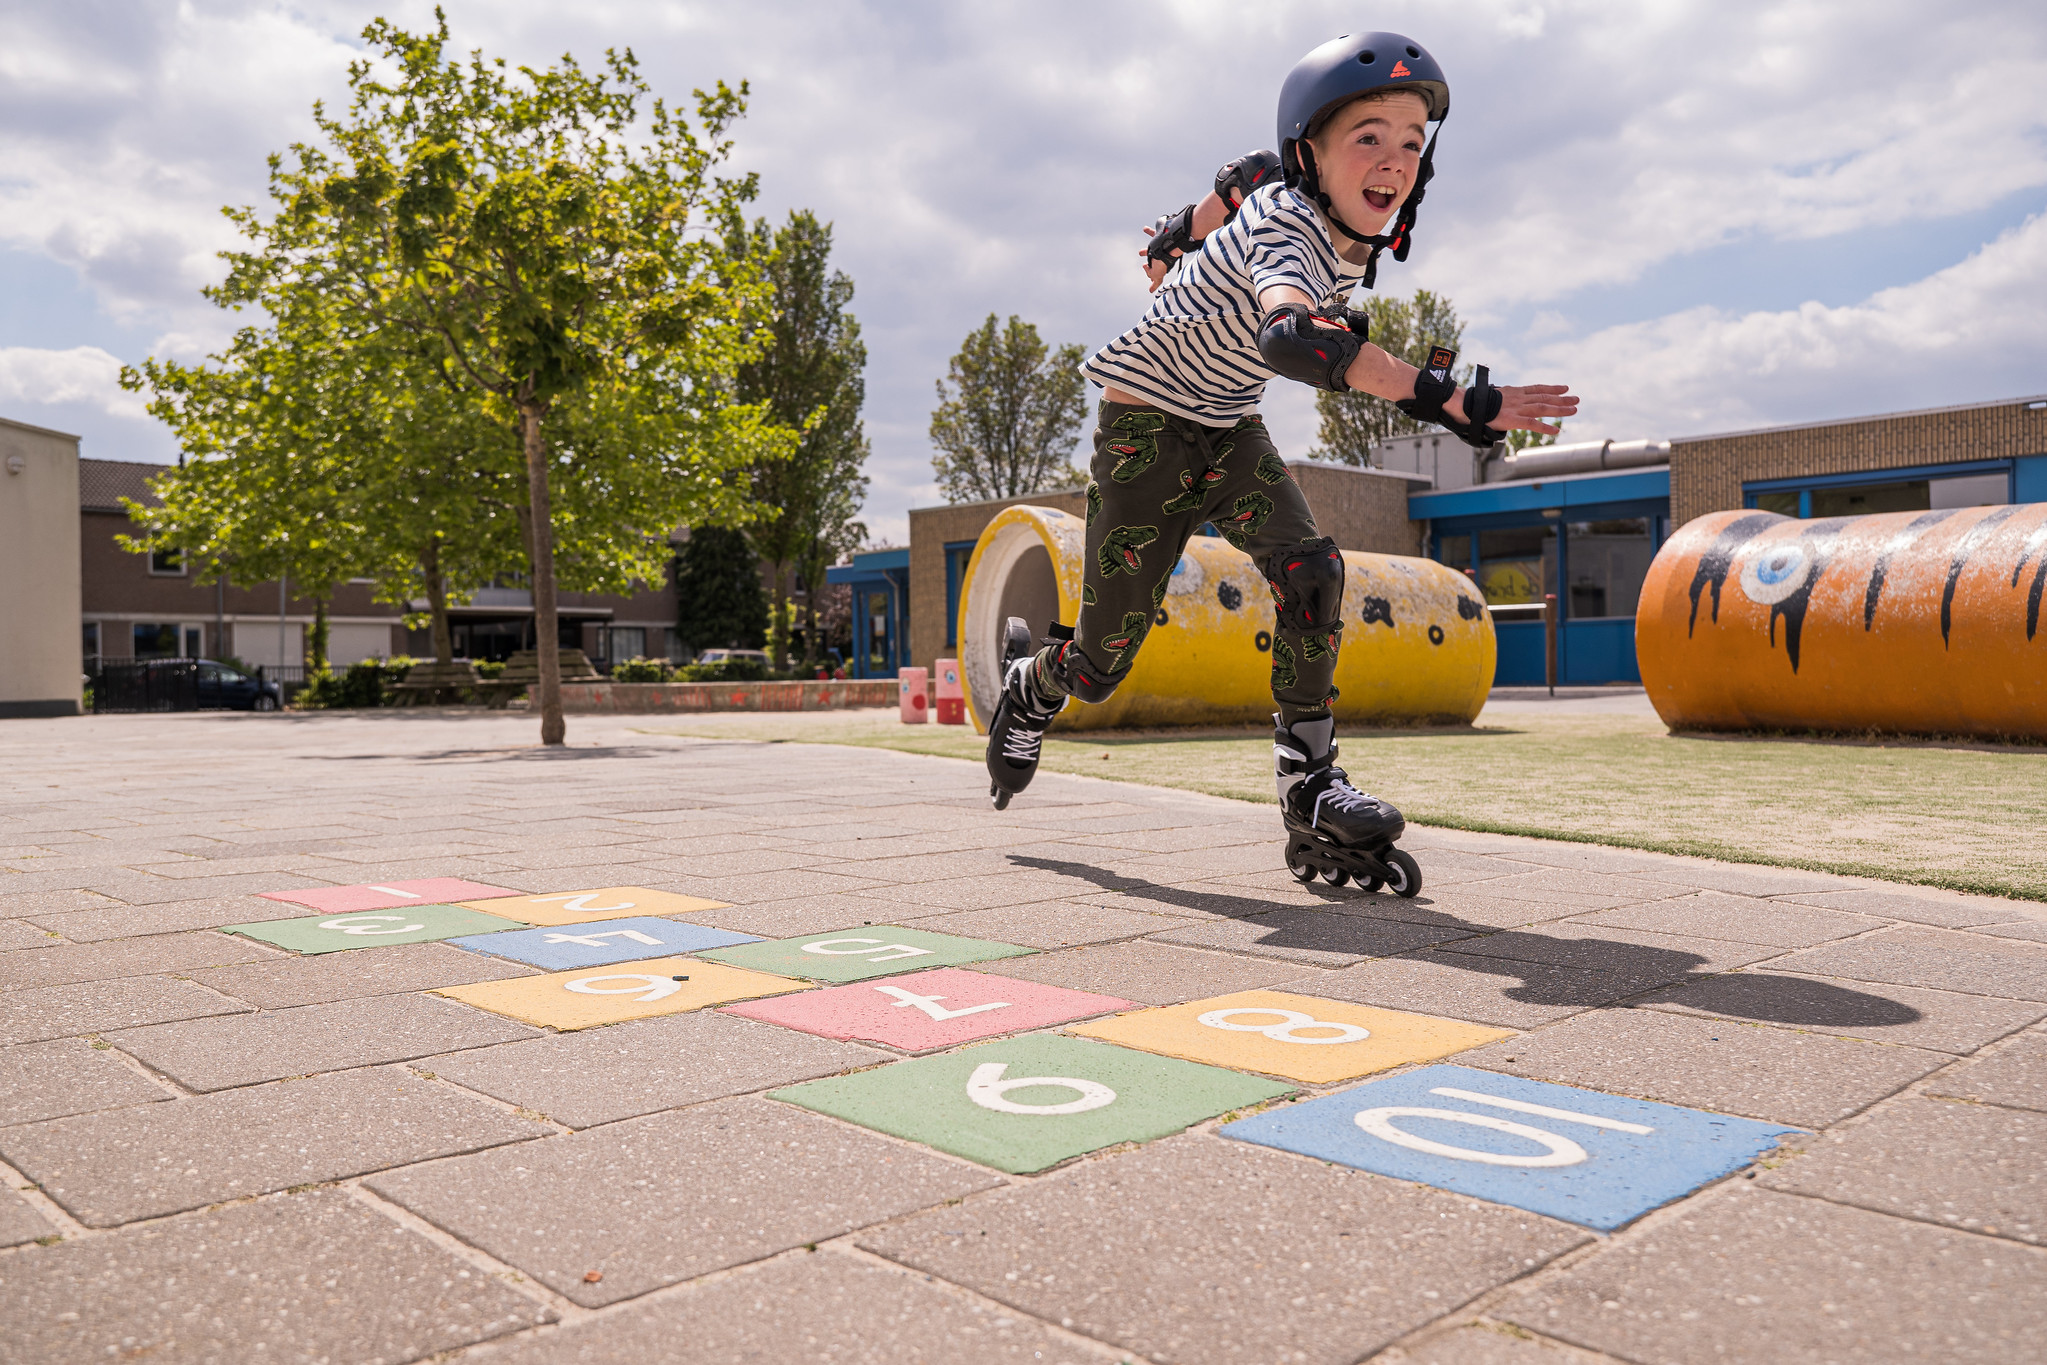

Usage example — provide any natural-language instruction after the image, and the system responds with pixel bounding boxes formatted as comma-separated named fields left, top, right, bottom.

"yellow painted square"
left=435, top=957, right=807, bottom=1031
left=1066, top=990, right=1513, bottom=1085
left=456, top=887, right=730, bottom=927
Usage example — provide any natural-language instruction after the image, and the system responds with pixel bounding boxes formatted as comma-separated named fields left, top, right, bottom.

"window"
left=1811, top=480, right=1929, bottom=518
left=1565, top=518, right=1655, bottom=619
left=184, top=626, right=204, bottom=659
left=942, top=541, right=976, bottom=647
left=604, top=626, right=646, bottom=662
left=1476, top=526, right=1555, bottom=605
left=1435, top=533, right=1472, bottom=572
left=134, top=623, right=182, bottom=658
left=82, top=622, right=101, bottom=662
left=1746, top=463, right=2013, bottom=519
left=1755, top=491, right=1800, bottom=517
left=149, top=548, right=185, bottom=576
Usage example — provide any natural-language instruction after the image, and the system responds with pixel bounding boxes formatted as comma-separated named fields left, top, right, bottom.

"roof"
left=1674, top=392, right=2047, bottom=446
left=0, top=415, right=81, bottom=441
left=79, top=458, right=169, bottom=513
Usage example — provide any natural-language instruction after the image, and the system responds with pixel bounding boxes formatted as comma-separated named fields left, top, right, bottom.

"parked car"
left=692, top=649, right=771, bottom=666
left=194, top=660, right=282, bottom=711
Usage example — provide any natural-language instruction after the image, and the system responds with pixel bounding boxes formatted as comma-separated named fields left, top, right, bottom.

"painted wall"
left=0, top=418, right=83, bottom=716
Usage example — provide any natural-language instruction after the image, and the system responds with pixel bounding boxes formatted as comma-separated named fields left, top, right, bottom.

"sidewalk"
left=2, top=711, right=2041, bottom=1364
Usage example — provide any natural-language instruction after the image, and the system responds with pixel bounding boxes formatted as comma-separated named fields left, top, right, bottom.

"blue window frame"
left=942, top=540, right=976, bottom=648
left=1743, top=458, right=2019, bottom=517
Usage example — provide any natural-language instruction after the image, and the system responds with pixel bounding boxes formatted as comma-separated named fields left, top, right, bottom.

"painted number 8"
left=1197, top=1007, right=1370, bottom=1045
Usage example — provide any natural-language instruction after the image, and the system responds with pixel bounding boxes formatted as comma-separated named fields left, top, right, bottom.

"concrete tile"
left=0, top=887, right=124, bottom=918
left=0, top=976, right=250, bottom=1046
left=0, top=1068, right=544, bottom=1226
left=850, top=872, right=1110, bottom=913
left=1153, top=909, right=1477, bottom=968
left=733, top=969, right=1132, bottom=1053
left=1459, top=1008, right=1944, bottom=1128
left=690, top=895, right=951, bottom=938
left=1334, top=888, right=1598, bottom=930
left=1762, top=1095, right=2047, bottom=1243
left=0, top=919, right=60, bottom=950
left=423, top=1011, right=885, bottom=1129
left=1442, top=925, right=1779, bottom=980
left=653, top=869, right=895, bottom=905
left=967, top=939, right=1322, bottom=1005
left=1279, top=955, right=1661, bottom=1030
left=365, top=1096, right=1000, bottom=1307
left=0, top=1037, right=174, bottom=1127
left=24, top=893, right=297, bottom=942
left=0, top=930, right=280, bottom=990
left=0, top=1189, right=552, bottom=1359
left=1613, top=862, right=1868, bottom=898
left=109, top=992, right=540, bottom=1090
left=1114, top=876, right=1374, bottom=917
left=182, top=940, right=539, bottom=1008
left=1569, top=892, right=1876, bottom=948
left=1440, top=868, right=1698, bottom=911
left=860, top=1133, right=1590, bottom=1365
left=1388, top=1323, right=1623, bottom=1364
left=1774, top=887, right=2034, bottom=929
left=1772, top=927, right=2047, bottom=1001
left=435, top=958, right=807, bottom=1031
left=912, top=899, right=1191, bottom=949
left=1926, top=1032, right=2047, bottom=1113
left=0, top=1187, right=55, bottom=1248
left=1498, top=1188, right=2047, bottom=1364
left=700, top=925, right=1031, bottom=983
left=259, top=875, right=523, bottom=913
left=1637, top=972, right=2046, bottom=1055
left=1972, top=919, right=2047, bottom=943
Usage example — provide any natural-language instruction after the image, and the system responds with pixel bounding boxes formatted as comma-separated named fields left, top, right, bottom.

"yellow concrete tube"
left=957, top=504, right=1495, bottom=732
left=1637, top=504, right=2047, bottom=739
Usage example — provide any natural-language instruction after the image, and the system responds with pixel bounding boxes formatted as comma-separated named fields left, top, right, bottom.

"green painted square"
left=695, top=925, right=1033, bottom=983
left=220, top=904, right=531, bottom=955
left=772, top=1032, right=1292, bottom=1173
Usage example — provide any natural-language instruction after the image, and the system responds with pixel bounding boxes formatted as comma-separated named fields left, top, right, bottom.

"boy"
left=985, top=33, right=1575, bottom=892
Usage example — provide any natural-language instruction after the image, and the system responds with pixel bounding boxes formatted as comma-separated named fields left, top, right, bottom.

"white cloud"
left=0, top=347, right=150, bottom=419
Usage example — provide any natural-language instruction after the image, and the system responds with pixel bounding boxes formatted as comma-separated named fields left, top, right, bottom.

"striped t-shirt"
left=1082, top=182, right=1370, bottom=424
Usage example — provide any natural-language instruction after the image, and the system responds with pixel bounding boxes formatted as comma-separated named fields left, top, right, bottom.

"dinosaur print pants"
left=1032, top=399, right=1339, bottom=724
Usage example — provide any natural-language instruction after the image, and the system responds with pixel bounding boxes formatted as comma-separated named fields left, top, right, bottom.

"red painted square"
left=259, top=878, right=523, bottom=914
left=723, top=967, right=1134, bottom=1052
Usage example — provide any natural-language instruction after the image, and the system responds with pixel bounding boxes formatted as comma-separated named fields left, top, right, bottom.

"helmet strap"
left=1297, top=124, right=1442, bottom=290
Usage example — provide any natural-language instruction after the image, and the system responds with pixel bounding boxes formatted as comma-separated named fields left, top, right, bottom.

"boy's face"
left=1307, top=91, right=1431, bottom=231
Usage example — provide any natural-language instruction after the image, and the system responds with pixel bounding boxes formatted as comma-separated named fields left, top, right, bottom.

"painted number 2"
left=801, top=937, right=934, bottom=963
left=966, top=1063, right=1116, bottom=1116
left=1354, top=1086, right=1655, bottom=1168
left=1198, top=1007, right=1371, bottom=1045
left=529, top=893, right=636, bottom=915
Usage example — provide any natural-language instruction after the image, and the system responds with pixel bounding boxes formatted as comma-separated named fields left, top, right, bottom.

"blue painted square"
left=1219, top=1064, right=1801, bottom=1231
left=448, top=917, right=760, bottom=970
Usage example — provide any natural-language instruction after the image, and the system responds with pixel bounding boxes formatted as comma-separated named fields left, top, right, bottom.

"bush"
left=296, top=657, right=417, bottom=709
left=611, top=656, right=671, bottom=683
left=675, top=657, right=772, bottom=683
left=474, top=659, right=506, bottom=680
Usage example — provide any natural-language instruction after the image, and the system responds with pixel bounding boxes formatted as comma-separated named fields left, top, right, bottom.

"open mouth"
left=1363, top=183, right=1399, bottom=212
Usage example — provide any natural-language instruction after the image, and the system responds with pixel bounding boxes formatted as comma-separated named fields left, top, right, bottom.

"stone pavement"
left=2, top=710, right=2044, bottom=1364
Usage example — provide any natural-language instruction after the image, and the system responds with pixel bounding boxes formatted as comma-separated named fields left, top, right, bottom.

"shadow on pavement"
left=1009, top=853, right=1922, bottom=1028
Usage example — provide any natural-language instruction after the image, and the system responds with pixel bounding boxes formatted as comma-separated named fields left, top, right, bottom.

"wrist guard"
left=1145, top=203, right=1199, bottom=267
left=1395, top=346, right=1506, bottom=449
left=1258, top=303, right=1368, bottom=392
left=1215, top=149, right=1283, bottom=218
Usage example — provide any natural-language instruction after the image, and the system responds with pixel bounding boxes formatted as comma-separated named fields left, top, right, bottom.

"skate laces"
left=1310, top=769, right=1383, bottom=824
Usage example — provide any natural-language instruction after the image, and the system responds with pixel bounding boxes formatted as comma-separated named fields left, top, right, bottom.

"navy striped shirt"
left=1082, top=182, right=1369, bottom=424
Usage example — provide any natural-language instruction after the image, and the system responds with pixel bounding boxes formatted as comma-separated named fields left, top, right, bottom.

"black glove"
left=1396, top=346, right=1506, bottom=449
left=1145, top=204, right=1199, bottom=267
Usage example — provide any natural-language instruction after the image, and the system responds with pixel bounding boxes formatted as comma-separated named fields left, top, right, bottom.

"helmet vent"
left=1357, top=50, right=1375, bottom=64
left=1406, top=45, right=1421, bottom=57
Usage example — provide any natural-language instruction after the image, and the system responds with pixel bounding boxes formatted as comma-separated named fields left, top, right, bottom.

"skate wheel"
left=1358, top=875, right=1385, bottom=893
left=1383, top=848, right=1422, bottom=898
left=1285, top=848, right=1317, bottom=883
left=991, top=783, right=1012, bottom=811
left=1319, top=867, right=1350, bottom=887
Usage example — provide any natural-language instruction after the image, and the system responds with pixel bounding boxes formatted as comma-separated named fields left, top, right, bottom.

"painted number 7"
left=1354, top=1086, right=1655, bottom=1168
left=801, top=937, right=934, bottom=963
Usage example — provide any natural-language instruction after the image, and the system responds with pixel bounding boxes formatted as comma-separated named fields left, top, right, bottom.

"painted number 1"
left=1354, top=1086, right=1655, bottom=1168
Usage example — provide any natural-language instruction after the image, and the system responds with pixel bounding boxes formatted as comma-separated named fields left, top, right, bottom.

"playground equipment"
left=1637, top=504, right=2047, bottom=739
left=956, top=504, right=1495, bottom=732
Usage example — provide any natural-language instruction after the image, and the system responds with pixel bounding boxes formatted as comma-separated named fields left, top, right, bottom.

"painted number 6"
left=1197, top=1007, right=1370, bottom=1045
left=563, top=973, right=680, bottom=1003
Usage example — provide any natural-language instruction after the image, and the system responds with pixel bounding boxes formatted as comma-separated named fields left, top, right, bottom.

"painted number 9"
left=966, top=1062, right=1116, bottom=1116
left=1197, top=1007, right=1370, bottom=1045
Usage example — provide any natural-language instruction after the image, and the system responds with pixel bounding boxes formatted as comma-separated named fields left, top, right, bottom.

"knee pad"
left=1047, top=640, right=1128, bottom=704
left=1264, top=537, right=1346, bottom=633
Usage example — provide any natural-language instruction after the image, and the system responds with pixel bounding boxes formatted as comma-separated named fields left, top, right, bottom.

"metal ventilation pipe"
left=1498, top=438, right=1670, bottom=481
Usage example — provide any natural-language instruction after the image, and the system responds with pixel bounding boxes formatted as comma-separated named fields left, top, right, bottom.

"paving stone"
left=1972, top=919, right=2047, bottom=943
left=464, top=1250, right=1119, bottom=1364
left=860, top=1132, right=1590, bottom=1365
left=732, top=968, right=1133, bottom=1054
left=1638, top=971, right=2045, bottom=1054
left=1439, top=868, right=1698, bottom=911
left=0, top=976, right=250, bottom=1046
left=0, top=930, right=280, bottom=990
left=422, top=1011, right=885, bottom=1129
left=1460, top=1008, right=1945, bottom=1128
left=110, top=991, right=539, bottom=1090
left=1335, top=888, right=1598, bottom=930
left=1773, top=887, right=2033, bottom=929
left=968, top=939, right=1321, bottom=1005
left=851, top=871, right=1111, bottom=913
left=1387, top=1323, right=1622, bottom=1364
left=181, top=939, right=539, bottom=1008
left=0, top=919, right=60, bottom=950
left=699, top=925, right=1032, bottom=983
left=1497, top=1187, right=2047, bottom=1364
left=689, top=894, right=956, bottom=938
left=0, top=1067, right=544, bottom=1226
left=1569, top=892, right=1876, bottom=948
left=0, top=1187, right=55, bottom=1248
left=1614, top=863, right=1868, bottom=898
left=0, top=1037, right=174, bottom=1127
left=22, top=894, right=295, bottom=942
left=365, top=1096, right=999, bottom=1308
left=1925, top=1032, right=2047, bottom=1112
left=911, top=899, right=1193, bottom=948
left=1279, top=955, right=1661, bottom=1030
left=1153, top=908, right=1474, bottom=968
left=1771, top=927, right=2047, bottom=1001
left=0, top=1188, right=552, bottom=1360
left=1439, top=924, right=1780, bottom=981
left=1761, top=1095, right=2047, bottom=1243
left=0, top=887, right=124, bottom=918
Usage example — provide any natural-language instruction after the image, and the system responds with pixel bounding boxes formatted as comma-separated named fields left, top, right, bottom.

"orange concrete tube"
left=1637, top=505, right=2047, bottom=738
left=957, top=504, right=1495, bottom=732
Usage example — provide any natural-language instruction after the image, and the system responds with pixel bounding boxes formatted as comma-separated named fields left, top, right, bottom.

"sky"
left=3, top=0, right=2044, bottom=546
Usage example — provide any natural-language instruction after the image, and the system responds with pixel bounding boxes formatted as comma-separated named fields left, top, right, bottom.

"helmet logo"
left=1390, top=59, right=1412, bottom=78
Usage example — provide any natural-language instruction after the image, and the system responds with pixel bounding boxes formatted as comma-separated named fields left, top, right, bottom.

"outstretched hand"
left=1473, top=382, right=1578, bottom=436
left=1138, top=229, right=1173, bottom=292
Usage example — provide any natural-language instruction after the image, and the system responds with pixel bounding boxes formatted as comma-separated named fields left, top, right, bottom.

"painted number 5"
left=1197, top=1007, right=1370, bottom=1045
left=801, top=937, right=933, bottom=963
left=966, top=1062, right=1116, bottom=1116
left=318, top=914, right=426, bottom=936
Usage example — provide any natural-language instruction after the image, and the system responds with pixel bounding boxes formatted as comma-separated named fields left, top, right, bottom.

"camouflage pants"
left=1034, top=400, right=1338, bottom=723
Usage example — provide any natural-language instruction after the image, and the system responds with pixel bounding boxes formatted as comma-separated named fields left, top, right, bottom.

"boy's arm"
left=1141, top=150, right=1285, bottom=290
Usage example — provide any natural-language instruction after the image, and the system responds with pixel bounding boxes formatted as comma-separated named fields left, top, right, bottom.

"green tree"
left=1311, top=290, right=1556, bottom=465
left=726, top=209, right=871, bottom=668
left=206, top=13, right=791, bottom=744
left=929, top=314, right=1087, bottom=503
left=673, top=525, right=767, bottom=652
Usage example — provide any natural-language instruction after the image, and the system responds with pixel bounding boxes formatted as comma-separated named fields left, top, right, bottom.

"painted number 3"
left=1197, top=1007, right=1371, bottom=1045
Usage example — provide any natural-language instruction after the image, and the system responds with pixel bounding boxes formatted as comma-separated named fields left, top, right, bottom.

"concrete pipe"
left=1637, top=505, right=2047, bottom=739
left=957, top=503, right=1496, bottom=732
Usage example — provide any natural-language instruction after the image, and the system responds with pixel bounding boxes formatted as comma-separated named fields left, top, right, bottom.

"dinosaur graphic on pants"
left=1097, top=524, right=1160, bottom=579
left=1163, top=461, right=1228, bottom=514
left=1217, top=492, right=1275, bottom=550
left=1099, top=610, right=1150, bottom=669
left=1104, top=412, right=1167, bottom=484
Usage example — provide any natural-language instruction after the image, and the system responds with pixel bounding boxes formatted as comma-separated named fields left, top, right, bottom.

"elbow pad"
left=1395, top=346, right=1507, bottom=450
left=1215, top=149, right=1283, bottom=218
left=1257, top=303, right=1368, bottom=392
left=1145, top=203, right=1199, bottom=267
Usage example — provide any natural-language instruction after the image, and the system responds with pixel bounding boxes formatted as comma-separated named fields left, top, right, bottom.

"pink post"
left=933, top=658, right=964, bottom=724
left=898, top=666, right=929, bottom=724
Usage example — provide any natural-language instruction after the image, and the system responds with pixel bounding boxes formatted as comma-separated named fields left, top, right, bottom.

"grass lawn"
left=635, top=707, right=2047, bottom=902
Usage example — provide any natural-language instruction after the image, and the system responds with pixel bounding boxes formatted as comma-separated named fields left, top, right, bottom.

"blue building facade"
left=825, top=547, right=911, bottom=678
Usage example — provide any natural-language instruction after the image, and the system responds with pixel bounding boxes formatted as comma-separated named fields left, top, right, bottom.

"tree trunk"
left=521, top=403, right=565, bottom=745
left=422, top=538, right=454, bottom=667
left=309, top=599, right=330, bottom=673
left=769, top=560, right=792, bottom=672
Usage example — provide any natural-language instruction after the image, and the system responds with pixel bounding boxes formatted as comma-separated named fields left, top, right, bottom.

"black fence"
left=89, top=661, right=199, bottom=714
